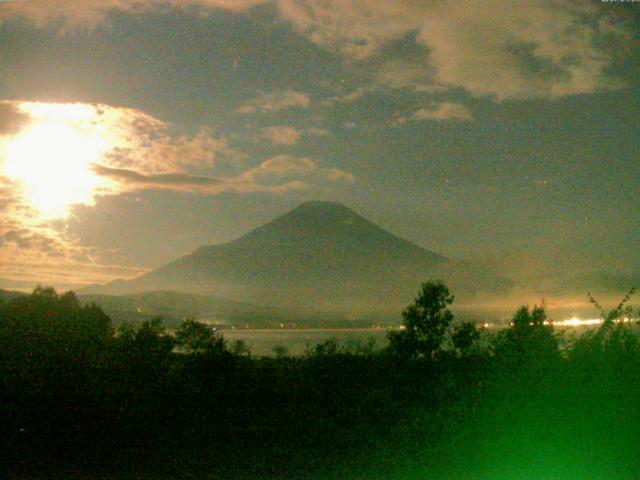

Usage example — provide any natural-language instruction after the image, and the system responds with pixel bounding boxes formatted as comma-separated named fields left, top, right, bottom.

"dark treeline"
left=1, top=283, right=639, bottom=479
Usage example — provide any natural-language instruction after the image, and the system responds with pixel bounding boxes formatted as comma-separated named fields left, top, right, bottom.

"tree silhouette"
left=273, top=345, right=289, bottom=358
left=451, top=320, right=481, bottom=356
left=588, top=287, right=636, bottom=328
left=572, top=288, right=638, bottom=363
left=0, top=286, right=112, bottom=358
left=231, top=339, right=250, bottom=356
left=388, top=280, right=454, bottom=359
left=112, top=316, right=175, bottom=385
left=176, top=318, right=214, bottom=353
left=494, top=305, right=559, bottom=365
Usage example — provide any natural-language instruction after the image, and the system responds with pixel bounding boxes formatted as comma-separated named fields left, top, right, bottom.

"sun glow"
left=2, top=103, right=110, bottom=218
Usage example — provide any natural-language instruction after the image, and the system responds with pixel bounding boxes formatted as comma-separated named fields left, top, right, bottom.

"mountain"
left=0, top=288, right=27, bottom=303
left=78, top=290, right=302, bottom=327
left=83, top=201, right=512, bottom=314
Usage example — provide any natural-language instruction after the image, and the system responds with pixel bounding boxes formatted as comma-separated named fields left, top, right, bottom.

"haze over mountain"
left=83, top=201, right=512, bottom=315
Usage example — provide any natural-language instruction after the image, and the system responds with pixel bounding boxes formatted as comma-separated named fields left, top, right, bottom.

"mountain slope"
left=85, top=201, right=512, bottom=313
left=0, top=288, right=27, bottom=303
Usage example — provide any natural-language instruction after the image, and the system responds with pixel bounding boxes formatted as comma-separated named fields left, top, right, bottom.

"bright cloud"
left=237, top=90, right=312, bottom=114
left=0, top=100, right=352, bottom=211
left=0, top=100, right=338, bottom=206
left=238, top=155, right=354, bottom=188
left=261, top=126, right=302, bottom=146
left=0, top=176, right=143, bottom=287
left=410, top=102, right=473, bottom=123
left=277, top=0, right=630, bottom=100
left=0, top=0, right=269, bottom=27
left=0, top=101, right=234, bottom=218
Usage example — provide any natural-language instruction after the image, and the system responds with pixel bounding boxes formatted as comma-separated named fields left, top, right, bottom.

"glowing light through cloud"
left=2, top=102, right=110, bottom=218
left=4, top=122, right=107, bottom=216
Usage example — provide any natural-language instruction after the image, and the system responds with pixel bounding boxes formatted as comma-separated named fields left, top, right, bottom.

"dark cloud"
left=92, top=163, right=230, bottom=189
left=93, top=156, right=353, bottom=194
left=1, top=228, right=59, bottom=252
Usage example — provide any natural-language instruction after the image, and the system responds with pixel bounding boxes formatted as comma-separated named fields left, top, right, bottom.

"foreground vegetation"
left=0, top=284, right=639, bottom=479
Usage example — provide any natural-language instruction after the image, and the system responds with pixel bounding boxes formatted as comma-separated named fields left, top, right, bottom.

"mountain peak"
left=290, top=200, right=355, bottom=217
left=295, top=200, right=348, bottom=209
left=232, top=200, right=374, bottom=248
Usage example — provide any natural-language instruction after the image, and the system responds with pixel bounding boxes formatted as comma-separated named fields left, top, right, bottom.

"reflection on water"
left=220, top=328, right=389, bottom=357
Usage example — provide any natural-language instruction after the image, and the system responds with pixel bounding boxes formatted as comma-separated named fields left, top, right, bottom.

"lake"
left=218, top=328, right=390, bottom=357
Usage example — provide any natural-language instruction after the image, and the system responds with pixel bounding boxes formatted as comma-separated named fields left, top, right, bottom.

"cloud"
left=0, top=239, right=148, bottom=287
left=0, top=193, right=137, bottom=286
left=411, top=102, right=473, bottom=122
left=93, top=153, right=354, bottom=194
left=0, top=100, right=237, bottom=176
left=374, top=60, right=433, bottom=90
left=277, top=1, right=415, bottom=60
left=0, top=171, right=151, bottom=287
left=238, top=155, right=354, bottom=187
left=1, top=228, right=62, bottom=253
left=307, top=127, right=329, bottom=137
left=92, top=164, right=229, bottom=189
left=91, top=163, right=271, bottom=194
left=321, top=87, right=371, bottom=106
left=259, top=125, right=327, bottom=145
left=1, top=99, right=350, bottom=202
left=236, top=90, right=311, bottom=113
left=105, top=123, right=238, bottom=173
left=413, top=1, right=628, bottom=99
left=2, top=1, right=630, bottom=100
left=0, top=177, right=26, bottom=215
left=279, top=0, right=631, bottom=100
left=69, top=105, right=239, bottom=173
left=0, top=103, right=30, bottom=136
left=261, top=126, right=302, bottom=146
left=389, top=102, right=473, bottom=126
left=0, top=0, right=270, bottom=28
left=0, top=99, right=244, bottom=223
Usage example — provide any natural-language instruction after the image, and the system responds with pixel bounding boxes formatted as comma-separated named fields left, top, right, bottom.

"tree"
left=493, top=305, right=559, bottom=365
left=175, top=318, right=228, bottom=356
left=388, top=280, right=454, bottom=359
left=175, top=318, right=214, bottom=353
left=273, top=345, right=289, bottom=358
left=130, top=317, right=175, bottom=355
left=571, top=288, right=638, bottom=364
left=451, top=320, right=481, bottom=357
left=231, top=339, right=250, bottom=356
left=0, top=286, right=112, bottom=355
left=588, top=287, right=636, bottom=328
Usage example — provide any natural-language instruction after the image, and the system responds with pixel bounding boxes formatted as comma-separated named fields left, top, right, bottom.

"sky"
left=0, top=0, right=638, bottom=291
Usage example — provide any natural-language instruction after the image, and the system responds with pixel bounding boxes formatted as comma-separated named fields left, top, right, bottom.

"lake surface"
left=219, top=328, right=389, bottom=357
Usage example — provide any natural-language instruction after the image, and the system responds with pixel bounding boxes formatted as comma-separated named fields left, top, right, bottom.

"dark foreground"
left=1, top=287, right=639, bottom=479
